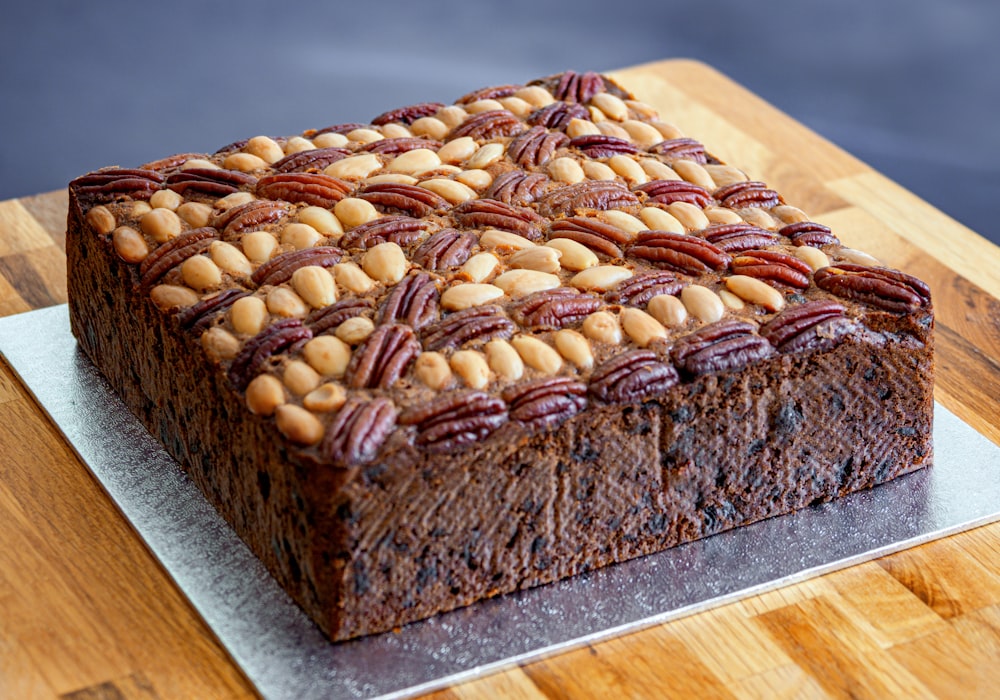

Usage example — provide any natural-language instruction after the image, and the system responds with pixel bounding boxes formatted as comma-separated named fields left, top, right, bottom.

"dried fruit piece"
left=412, top=228, right=477, bottom=270
left=306, top=298, right=374, bottom=335
left=730, top=250, right=812, bottom=289
left=338, top=215, right=429, bottom=250
left=323, top=396, right=397, bottom=466
left=628, top=231, right=730, bottom=274
left=271, top=147, right=352, bottom=173
left=251, top=246, right=343, bottom=288
left=165, top=168, right=257, bottom=198
left=400, top=391, right=508, bottom=453
left=648, top=138, right=707, bottom=163
left=449, top=110, right=525, bottom=140
left=760, top=300, right=855, bottom=353
left=635, top=179, right=713, bottom=208
left=536, top=180, right=639, bottom=217
left=421, top=305, right=515, bottom=351
left=71, top=168, right=164, bottom=202
left=507, top=126, right=569, bottom=167
left=228, top=319, right=314, bottom=391
left=511, top=287, right=602, bottom=329
left=372, top=102, right=446, bottom=125
left=138, top=227, right=219, bottom=291
left=378, top=272, right=440, bottom=329
left=484, top=170, right=550, bottom=206
left=549, top=216, right=633, bottom=259
left=814, top=264, right=931, bottom=313
left=356, top=182, right=450, bottom=217
left=671, top=320, right=773, bottom=377
left=714, top=181, right=782, bottom=209
left=255, top=173, right=353, bottom=208
left=452, top=198, right=544, bottom=241
left=503, top=377, right=587, bottom=431
left=606, top=271, right=682, bottom=305
left=779, top=221, right=841, bottom=247
left=348, top=324, right=421, bottom=389
left=589, top=350, right=679, bottom=403
left=701, top=223, right=781, bottom=254
left=526, top=101, right=591, bottom=130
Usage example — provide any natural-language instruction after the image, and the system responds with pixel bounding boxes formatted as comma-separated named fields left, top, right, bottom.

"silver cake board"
left=2, top=304, right=999, bottom=700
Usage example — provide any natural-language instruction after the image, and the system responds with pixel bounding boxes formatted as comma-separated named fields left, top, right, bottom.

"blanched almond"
left=554, top=329, right=594, bottom=369
left=511, top=335, right=562, bottom=374
left=440, top=282, right=505, bottom=310
left=681, top=284, right=725, bottom=323
left=414, top=352, right=452, bottom=390
left=507, top=246, right=562, bottom=274
left=459, top=252, right=500, bottom=283
left=647, top=294, right=687, bottom=327
left=485, top=339, right=524, bottom=380
left=621, top=307, right=667, bottom=347
left=544, top=238, right=598, bottom=271
left=493, top=269, right=561, bottom=298
left=450, top=350, right=491, bottom=389
left=582, top=311, right=622, bottom=345
left=570, top=265, right=633, bottom=292
left=725, top=275, right=785, bottom=312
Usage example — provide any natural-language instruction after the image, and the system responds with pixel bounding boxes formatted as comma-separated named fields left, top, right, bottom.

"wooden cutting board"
left=1, top=58, right=998, bottom=699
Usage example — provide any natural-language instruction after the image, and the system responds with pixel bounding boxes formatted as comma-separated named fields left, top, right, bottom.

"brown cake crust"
left=65, top=71, right=934, bottom=641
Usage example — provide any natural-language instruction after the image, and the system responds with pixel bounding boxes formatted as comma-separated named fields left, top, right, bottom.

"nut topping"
left=814, top=264, right=931, bottom=313
left=635, top=179, right=713, bottom=208
left=629, top=231, right=730, bottom=274
left=228, top=319, right=314, bottom=391
left=507, top=126, right=569, bottom=167
left=512, top=288, right=602, bottom=329
left=306, top=298, right=374, bottom=335
left=569, top=134, right=640, bottom=158
left=251, top=246, right=344, bottom=288
left=399, top=391, right=508, bottom=453
left=165, top=168, right=257, bottom=198
left=760, top=300, right=854, bottom=353
left=357, top=182, right=450, bottom=218
left=701, top=223, right=780, bottom=254
left=526, top=101, right=591, bottom=130
left=503, top=377, right=587, bottom=431
left=536, top=180, right=640, bottom=218
left=549, top=216, right=633, bottom=259
left=347, top=324, right=421, bottom=389
left=588, top=350, right=679, bottom=403
left=138, top=227, right=219, bottom=291
left=484, top=170, right=550, bottom=206
left=714, top=181, right=782, bottom=209
left=271, top=147, right=352, bottom=173
left=372, top=102, right=446, bottom=125
left=378, top=272, right=440, bottom=329
left=648, top=137, right=708, bottom=163
left=606, top=270, right=682, bottom=306
left=779, top=221, right=840, bottom=247
left=421, top=305, right=514, bottom=351
left=255, top=173, right=353, bottom=208
left=339, top=215, right=428, bottom=250
left=730, top=250, right=812, bottom=289
left=71, top=168, right=164, bottom=202
left=449, top=109, right=525, bottom=140
left=323, top=396, right=397, bottom=466
left=453, top=198, right=545, bottom=241
left=671, top=320, right=773, bottom=377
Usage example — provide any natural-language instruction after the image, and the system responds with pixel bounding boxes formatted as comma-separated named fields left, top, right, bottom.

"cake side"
left=65, top=70, right=934, bottom=641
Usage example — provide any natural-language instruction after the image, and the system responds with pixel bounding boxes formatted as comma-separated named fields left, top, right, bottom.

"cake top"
left=70, top=70, right=932, bottom=467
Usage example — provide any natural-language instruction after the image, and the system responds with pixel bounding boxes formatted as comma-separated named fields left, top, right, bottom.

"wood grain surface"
left=1, top=59, right=998, bottom=699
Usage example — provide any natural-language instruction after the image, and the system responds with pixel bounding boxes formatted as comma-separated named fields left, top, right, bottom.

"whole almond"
left=725, top=275, right=786, bottom=312
left=639, top=206, right=685, bottom=234
left=450, top=350, right=491, bottom=389
left=511, top=335, right=562, bottom=374
left=492, top=269, right=561, bottom=298
left=440, top=282, right=505, bottom=310
left=647, top=294, right=688, bottom=327
left=582, top=310, right=622, bottom=345
left=362, top=241, right=408, bottom=284
left=570, top=265, right=633, bottom=292
left=554, top=329, right=594, bottom=369
left=485, top=339, right=524, bottom=380
left=459, top=252, right=501, bottom=282
left=620, top=307, right=668, bottom=347
left=507, top=246, right=562, bottom=274
left=681, top=284, right=725, bottom=323
left=275, top=404, right=324, bottom=446
left=414, top=351, right=453, bottom=390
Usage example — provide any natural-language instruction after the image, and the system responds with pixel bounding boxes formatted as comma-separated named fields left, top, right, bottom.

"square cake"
left=66, top=71, right=934, bottom=641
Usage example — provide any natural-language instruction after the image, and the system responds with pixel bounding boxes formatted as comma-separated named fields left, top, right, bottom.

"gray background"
left=1, top=0, right=997, bottom=245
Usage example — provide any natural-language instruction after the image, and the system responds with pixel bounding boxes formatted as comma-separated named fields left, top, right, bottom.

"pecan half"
left=71, top=168, right=165, bottom=202
left=452, top=199, right=544, bottom=240
left=251, top=246, right=343, bottom=287
left=760, top=300, right=855, bottom=353
left=455, top=85, right=521, bottom=104
left=138, top=227, right=218, bottom=291
left=255, top=173, right=353, bottom=208
left=421, top=305, right=514, bottom=351
left=526, top=101, right=591, bottom=130
left=399, top=391, right=508, bottom=453
left=536, top=180, right=639, bottom=217
left=212, top=138, right=250, bottom=155
left=606, top=271, right=682, bottom=305
left=484, top=170, right=550, bottom=206
left=271, top=147, right=352, bottom=173
left=634, top=179, right=713, bottom=208
left=701, top=223, right=781, bottom=254
left=356, top=182, right=450, bottom=218
left=412, top=228, right=477, bottom=270
left=165, top=168, right=257, bottom=198
left=323, top=396, right=397, bottom=467
left=177, top=288, right=248, bottom=332
left=507, top=126, right=569, bottom=168
left=362, top=137, right=444, bottom=155
left=569, top=134, right=639, bottom=158
left=671, top=320, right=773, bottom=377
left=348, top=324, right=421, bottom=389
left=628, top=231, right=730, bottom=274
left=813, top=264, right=931, bottom=313
left=511, top=288, right=602, bottom=329
left=730, top=250, right=812, bottom=289
left=338, top=215, right=429, bottom=250
left=306, top=298, right=374, bottom=335
left=502, top=377, right=587, bottom=431
left=228, top=318, right=313, bottom=391
left=714, top=181, right=782, bottom=209
left=371, top=102, right=445, bottom=125
left=533, top=71, right=615, bottom=103
left=589, top=350, right=679, bottom=403
left=779, top=221, right=840, bottom=247
left=378, top=272, right=440, bottom=329
left=212, top=199, right=290, bottom=239
left=449, top=110, right=525, bottom=140
left=648, top=138, right=708, bottom=163
left=548, top=216, right=632, bottom=259
left=313, top=122, right=368, bottom=136
left=140, top=153, right=204, bottom=172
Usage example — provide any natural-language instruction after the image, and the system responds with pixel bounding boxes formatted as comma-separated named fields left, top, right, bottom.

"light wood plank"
left=0, top=200, right=55, bottom=256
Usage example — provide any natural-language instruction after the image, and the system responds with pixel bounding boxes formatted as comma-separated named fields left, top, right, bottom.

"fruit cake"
left=66, top=70, right=934, bottom=641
